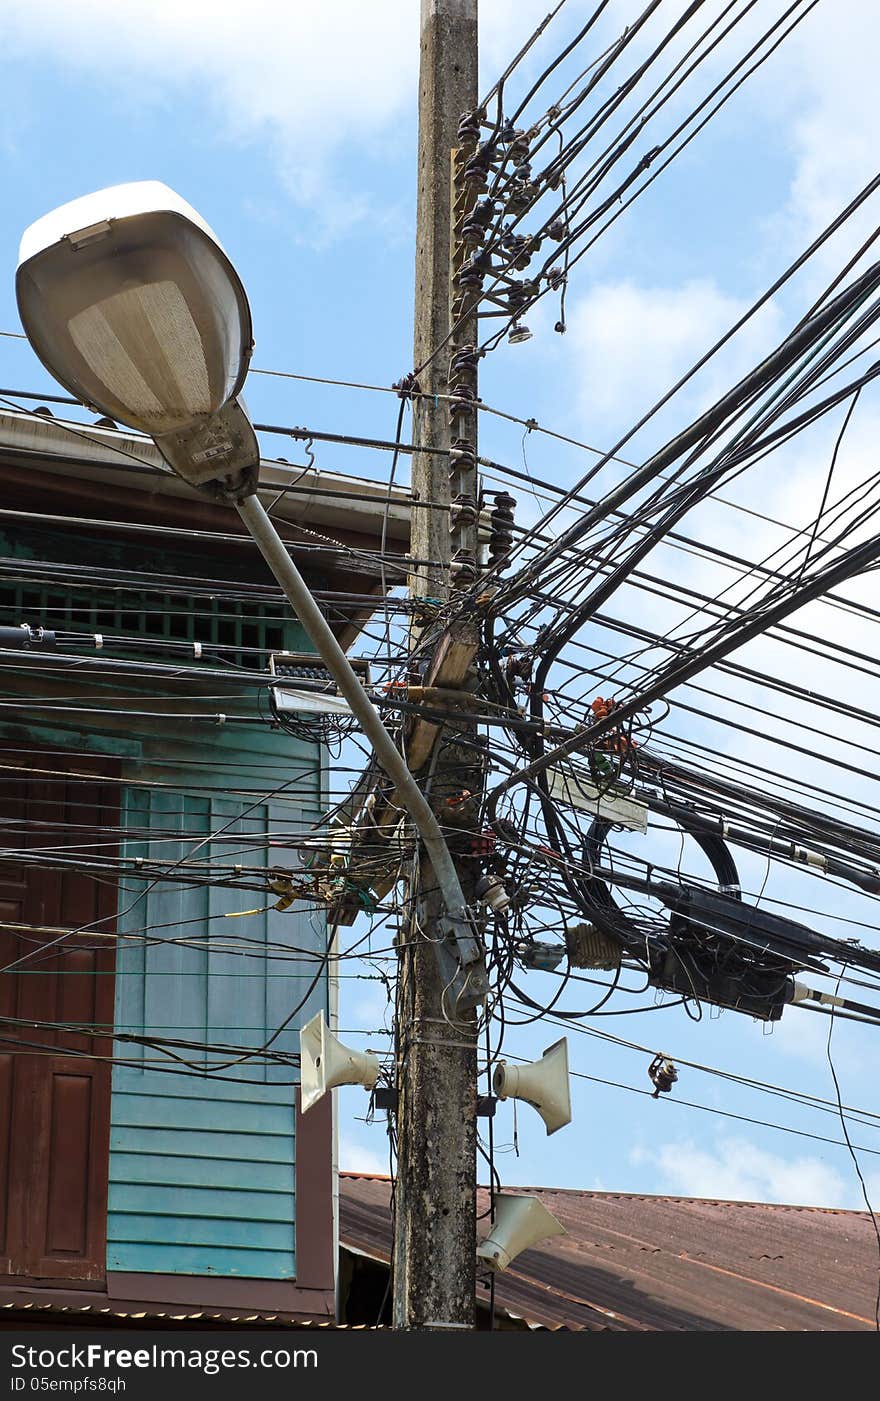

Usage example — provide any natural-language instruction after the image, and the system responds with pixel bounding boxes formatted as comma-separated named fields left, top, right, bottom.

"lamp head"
left=17, top=181, right=259, bottom=501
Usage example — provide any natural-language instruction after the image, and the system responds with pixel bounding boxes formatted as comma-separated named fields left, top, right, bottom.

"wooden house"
left=0, top=406, right=407, bottom=1322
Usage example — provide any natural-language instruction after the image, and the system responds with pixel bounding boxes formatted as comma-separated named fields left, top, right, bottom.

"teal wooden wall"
left=0, top=527, right=332, bottom=1282
left=107, top=734, right=327, bottom=1280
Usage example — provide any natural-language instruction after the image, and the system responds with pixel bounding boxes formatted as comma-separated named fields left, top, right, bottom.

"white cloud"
left=786, top=7, right=880, bottom=221
left=0, top=0, right=419, bottom=231
left=565, top=276, right=783, bottom=438
left=754, top=3, right=880, bottom=283
left=0, top=0, right=552, bottom=234
left=339, top=1133, right=387, bottom=1177
left=632, top=1133, right=880, bottom=1209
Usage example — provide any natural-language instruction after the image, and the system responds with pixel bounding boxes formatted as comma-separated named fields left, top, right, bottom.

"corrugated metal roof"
left=1, top=1301, right=377, bottom=1329
left=339, top=1174, right=880, bottom=1332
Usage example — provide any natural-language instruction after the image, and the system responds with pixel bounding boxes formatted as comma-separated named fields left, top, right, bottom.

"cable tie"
left=792, top=843, right=826, bottom=871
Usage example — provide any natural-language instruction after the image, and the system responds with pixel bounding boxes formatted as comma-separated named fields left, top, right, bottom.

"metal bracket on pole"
left=373, top=1086, right=495, bottom=1116
left=435, top=909, right=489, bottom=1013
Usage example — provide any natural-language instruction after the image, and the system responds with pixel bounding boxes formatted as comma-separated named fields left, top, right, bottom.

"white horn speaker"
left=477, top=1194, right=566, bottom=1272
left=300, top=1010, right=379, bottom=1113
left=492, top=1037, right=571, bottom=1134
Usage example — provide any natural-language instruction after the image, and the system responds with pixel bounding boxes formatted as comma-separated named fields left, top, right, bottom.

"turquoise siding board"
left=109, top=771, right=327, bottom=1281
left=111, top=1091, right=292, bottom=1133
left=106, top=1243, right=295, bottom=1278
left=108, top=1155, right=292, bottom=1192
left=108, top=1184, right=292, bottom=1221
left=111, top=1215, right=288, bottom=1250
left=110, top=1127, right=293, bottom=1161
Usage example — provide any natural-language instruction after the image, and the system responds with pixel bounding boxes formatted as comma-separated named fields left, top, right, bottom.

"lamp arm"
left=235, top=494, right=486, bottom=1009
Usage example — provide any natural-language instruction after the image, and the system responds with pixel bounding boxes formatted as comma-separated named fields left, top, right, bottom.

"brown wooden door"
left=0, top=752, right=118, bottom=1283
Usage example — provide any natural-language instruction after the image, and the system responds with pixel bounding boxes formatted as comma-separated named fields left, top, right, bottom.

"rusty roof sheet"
left=340, top=1174, right=880, bottom=1332
left=0, top=1300, right=356, bottom=1329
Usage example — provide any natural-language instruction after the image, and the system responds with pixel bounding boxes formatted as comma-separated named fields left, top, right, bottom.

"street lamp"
left=16, top=181, right=485, bottom=1011
left=17, top=182, right=258, bottom=502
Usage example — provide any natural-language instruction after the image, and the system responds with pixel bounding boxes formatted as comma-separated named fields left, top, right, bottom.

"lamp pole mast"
left=393, top=0, right=481, bottom=1331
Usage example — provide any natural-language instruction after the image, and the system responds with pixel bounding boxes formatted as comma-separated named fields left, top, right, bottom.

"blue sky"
left=2, top=0, right=880, bottom=1210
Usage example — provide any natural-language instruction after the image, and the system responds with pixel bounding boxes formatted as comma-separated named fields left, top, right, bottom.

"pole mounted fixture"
left=16, top=180, right=486, bottom=1015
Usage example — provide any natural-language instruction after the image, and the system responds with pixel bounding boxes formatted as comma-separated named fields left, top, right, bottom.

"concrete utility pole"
left=393, top=0, right=481, bottom=1332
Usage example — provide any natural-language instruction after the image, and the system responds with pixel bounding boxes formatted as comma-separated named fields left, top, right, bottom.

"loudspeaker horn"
left=492, top=1037, right=571, bottom=1135
left=300, top=1010, right=379, bottom=1113
left=477, top=1194, right=566, bottom=1272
